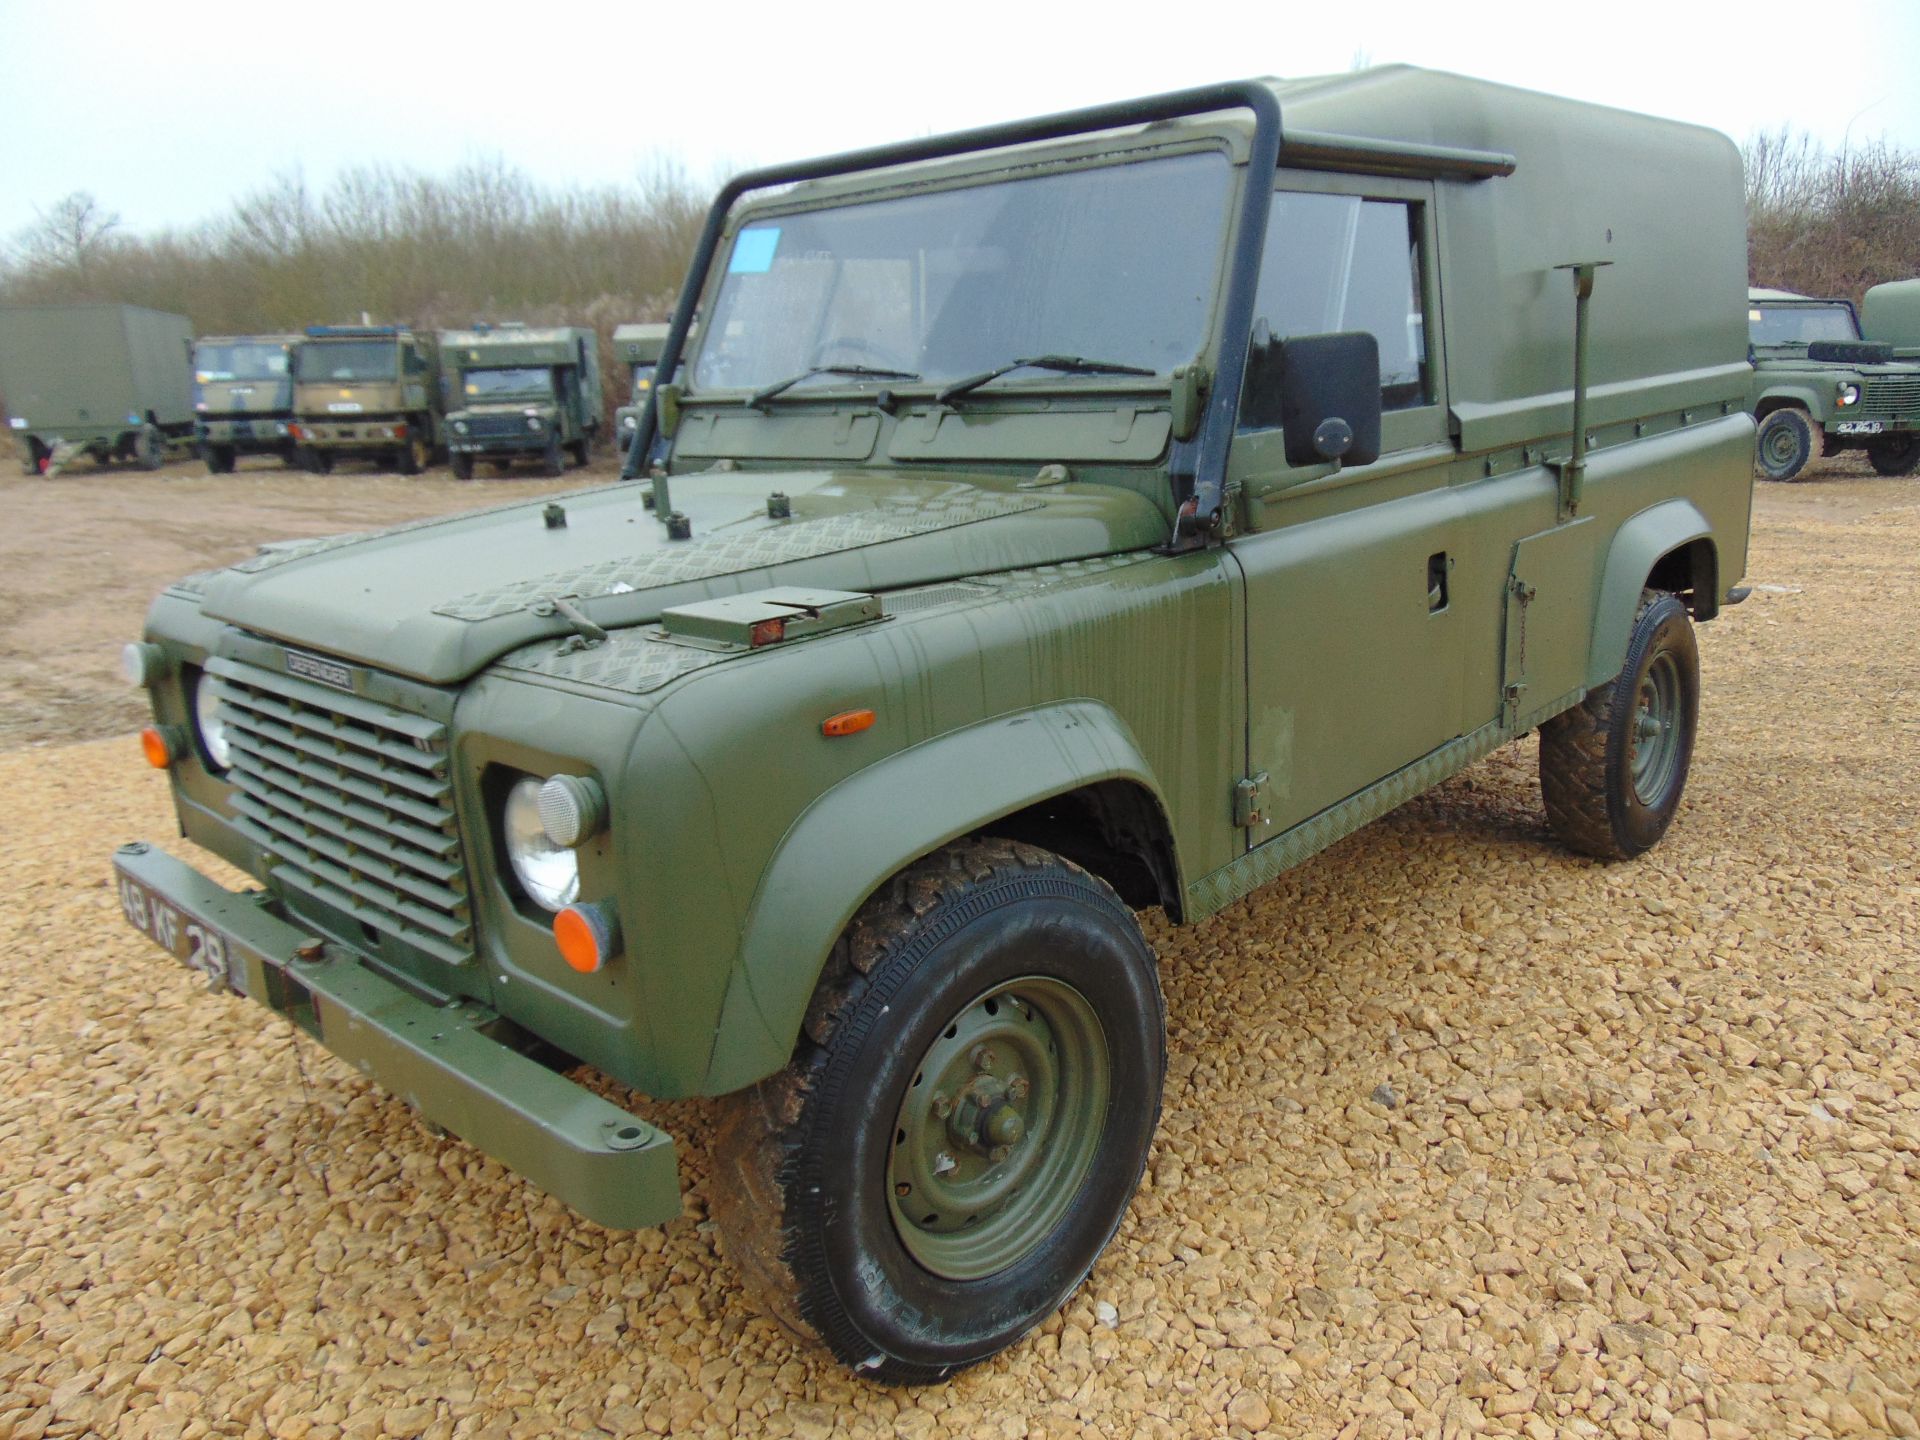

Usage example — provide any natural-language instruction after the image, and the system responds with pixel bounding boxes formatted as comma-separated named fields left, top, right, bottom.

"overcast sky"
left=7, top=0, right=1919, bottom=242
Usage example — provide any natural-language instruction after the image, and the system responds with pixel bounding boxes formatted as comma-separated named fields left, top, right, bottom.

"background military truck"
left=1746, top=287, right=1920, bottom=478
left=291, top=324, right=442, bottom=475
left=611, top=321, right=668, bottom=456
left=193, top=333, right=301, bottom=472
left=1864, top=278, right=1920, bottom=361
left=116, top=69, right=1751, bottom=1384
left=0, top=303, right=193, bottom=474
left=441, top=324, right=600, bottom=479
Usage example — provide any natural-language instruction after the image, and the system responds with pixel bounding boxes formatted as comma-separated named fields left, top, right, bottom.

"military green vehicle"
left=291, top=325, right=442, bottom=474
left=441, top=324, right=602, bottom=479
left=194, top=334, right=301, bottom=472
left=1864, top=278, right=1920, bottom=361
left=611, top=322, right=669, bottom=452
left=115, top=69, right=1752, bottom=1383
left=1746, top=287, right=1920, bottom=478
left=0, top=303, right=193, bottom=473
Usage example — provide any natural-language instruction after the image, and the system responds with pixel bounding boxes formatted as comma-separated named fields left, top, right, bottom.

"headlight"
left=453, top=420, right=468, bottom=435
left=1837, top=382, right=1861, bottom=406
left=527, top=416, right=543, bottom=432
left=194, top=672, right=234, bottom=771
left=503, top=776, right=578, bottom=911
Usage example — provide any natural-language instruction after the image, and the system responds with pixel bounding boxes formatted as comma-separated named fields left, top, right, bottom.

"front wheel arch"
left=701, top=704, right=1181, bottom=1095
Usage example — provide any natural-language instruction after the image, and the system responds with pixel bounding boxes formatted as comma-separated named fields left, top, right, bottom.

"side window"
left=1240, top=192, right=1429, bottom=431
left=405, top=346, right=427, bottom=376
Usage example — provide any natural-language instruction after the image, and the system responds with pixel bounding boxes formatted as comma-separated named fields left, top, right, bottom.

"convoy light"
left=1837, top=382, right=1861, bottom=406
left=537, top=775, right=607, bottom=848
left=503, top=776, right=579, bottom=911
left=527, top=417, right=543, bottom=432
left=553, top=900, right=620, bottom=973
left=453, top=420, right=469, bottom=435
left=193, top=672, right=235, bottom=771
left=121, top=642, right=164, bottom=687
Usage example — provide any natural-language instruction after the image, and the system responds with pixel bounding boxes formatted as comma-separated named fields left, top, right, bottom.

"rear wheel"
left=306, top=449, right=334, bottom=475
left=1540, top=590, right=1699, bottom=860
left=1867, top=434, right=1920, bottom=476
left=1754, top=408, right=1814, bottom=481
left=135, top=424, right=166, bottom=471
left=713, top=838, right=1164, bottom=1385
left=205, top=445, right=236, bottom=475
left=397, top=431, right=429, bottom=475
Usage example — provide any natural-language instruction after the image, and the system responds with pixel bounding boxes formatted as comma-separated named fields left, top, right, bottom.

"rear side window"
left=1242, top=192, right=1429, bottom=427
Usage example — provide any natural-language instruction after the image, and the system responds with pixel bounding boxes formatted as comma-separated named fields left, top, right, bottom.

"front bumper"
left=200, top=417, right=294, bottom=449
left=297, top=419, right=412, bottom=451
left=112, top=841, right=682, bottom=1230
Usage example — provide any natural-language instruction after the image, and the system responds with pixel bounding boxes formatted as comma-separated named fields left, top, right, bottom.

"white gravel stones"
left=1, top=471, right=1918, bottom=1437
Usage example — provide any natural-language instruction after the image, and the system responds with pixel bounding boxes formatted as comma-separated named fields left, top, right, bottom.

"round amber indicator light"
left=140, top=726, right=174, bottom=769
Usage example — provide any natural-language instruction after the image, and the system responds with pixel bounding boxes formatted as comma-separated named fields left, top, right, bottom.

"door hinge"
left=1232, top=772, right=1270, bottom=828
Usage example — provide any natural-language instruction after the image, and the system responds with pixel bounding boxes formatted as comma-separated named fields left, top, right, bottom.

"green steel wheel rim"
left=1760, top=418, right=1802, bottom=473
left=1630, top=649, right=1684, bottom=806
left=887, top=976, right=1110, bottom=1281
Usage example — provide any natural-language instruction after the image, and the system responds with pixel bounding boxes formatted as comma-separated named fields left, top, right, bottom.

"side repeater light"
left=554, top=900, right=620, bottom=974
left=821, top=708, right=876, bottom=738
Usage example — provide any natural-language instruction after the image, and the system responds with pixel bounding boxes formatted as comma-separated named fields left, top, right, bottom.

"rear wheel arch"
left=1644, top=536, right=1719, bottom=621
left=1586, top=501, right=1716, bottom=689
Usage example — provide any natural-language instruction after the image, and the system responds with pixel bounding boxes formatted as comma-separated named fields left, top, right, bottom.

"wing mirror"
left=1243, top=325, right=1383, bottom=469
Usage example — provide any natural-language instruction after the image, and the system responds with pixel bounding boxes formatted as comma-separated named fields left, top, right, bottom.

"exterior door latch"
left=1232, top=772, right=1270, bottom=828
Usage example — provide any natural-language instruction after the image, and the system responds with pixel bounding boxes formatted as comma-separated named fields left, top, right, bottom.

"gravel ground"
left=3, top=464, right=1918, bottom=1440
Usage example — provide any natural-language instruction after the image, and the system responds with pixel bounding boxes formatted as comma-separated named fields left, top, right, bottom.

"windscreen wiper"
left=746, top=364, right=921, bottom=409
left=935, top=354, right=1157, bottom=406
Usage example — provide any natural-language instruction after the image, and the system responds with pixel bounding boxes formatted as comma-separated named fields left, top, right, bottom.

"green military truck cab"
left=194, top=334, right=301, bottom=472
left=441, top=325, right=601, bottom=480
left=611, top=322, right=669, bottom=456
left=292, top=325, right=442, bottom=475
left=117, top=69, right=1753, bottom=1383
left=1, top=303, right=194, bottom=474
left=1746, top=287, right=1920, bottom=479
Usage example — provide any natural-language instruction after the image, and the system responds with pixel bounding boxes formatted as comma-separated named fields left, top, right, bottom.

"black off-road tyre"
left=397, top=431, right=429, bottom=476
left=1540, top=590, right=1700, bottom=860
left=450, top=452, right=475, bottom=481
left=1754, top=408, right=1815, bottom=481
left=540, top=433, right=566, bottom=477
left=205, top=445, right=236, bottom=475
left=305, top=449, right=334, bottom=475
left=135, top=424, right=166, bottom=471
left=712, top=837, right=1165, bottom=1386
left=569, top=438, right=590, bottom=467
left=1867, top=434, right=1920, bottom=476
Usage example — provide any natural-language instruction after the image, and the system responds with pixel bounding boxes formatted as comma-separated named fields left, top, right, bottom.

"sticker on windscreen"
left=728, top=226, right=781, bottom=274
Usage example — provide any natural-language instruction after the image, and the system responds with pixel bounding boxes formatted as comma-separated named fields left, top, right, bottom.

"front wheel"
left=540, top=433, right=565, bottom=477
left=1867, top=434, right=1920, bottom=476
left=450, top=452, right=474, bottom=481
left=135, top=424, right=165, bottom=471
left=1754, top=408, right=1815, bottom=481
left=713, top=838, right=1164, bottom=1385
left=1540, top=590, right=1700, bottom=860
left=205, top=445, right=236, bottom=475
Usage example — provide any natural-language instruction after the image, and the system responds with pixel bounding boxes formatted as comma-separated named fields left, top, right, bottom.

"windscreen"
left=694, top=151, right=1232, bottom=392
left=1749, top=303, right=1860, bottom=346
left=194, top=342, right=290, bottom=381
left=463, top=366, right=554, bottom=398
left=297, top=341, right=399, bottom=382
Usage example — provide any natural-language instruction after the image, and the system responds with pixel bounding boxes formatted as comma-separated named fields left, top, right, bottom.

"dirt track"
left=1, top=455, right=1918, bottom=1439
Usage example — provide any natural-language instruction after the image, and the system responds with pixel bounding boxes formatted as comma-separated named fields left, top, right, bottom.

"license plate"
left=327, top=402, right=363, bottom=414
left=1835, top=420, right=1884, bottom=434
left=118, top=873, right=248, bottom=996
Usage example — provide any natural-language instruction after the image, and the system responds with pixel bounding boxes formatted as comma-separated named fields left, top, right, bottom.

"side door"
left=1226, top=171, right=1464, bottom=843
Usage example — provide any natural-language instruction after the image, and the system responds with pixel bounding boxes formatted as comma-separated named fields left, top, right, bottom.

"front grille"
left=1863, top=376, right=1920, bottom=417
left=464, top=414, right=534, bottom=439
left=208, top=658, right=472, bottom=965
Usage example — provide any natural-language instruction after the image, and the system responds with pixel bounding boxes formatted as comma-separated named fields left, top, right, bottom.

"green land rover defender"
left=117, top=68, right=1752, bottom=1382
left=612, top=321, right=669, bottom=451
left=441, top=324, right=601, bottom=479
left=1746, top=287, right=1920, bottom=479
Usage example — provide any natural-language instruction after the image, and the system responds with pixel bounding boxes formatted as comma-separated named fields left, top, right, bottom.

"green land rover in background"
left=441, top=324, right=602, bottom=479
left=116, top=68, right=1753, bottom=1382
left=1746, top=287, right=1920, bottom=479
